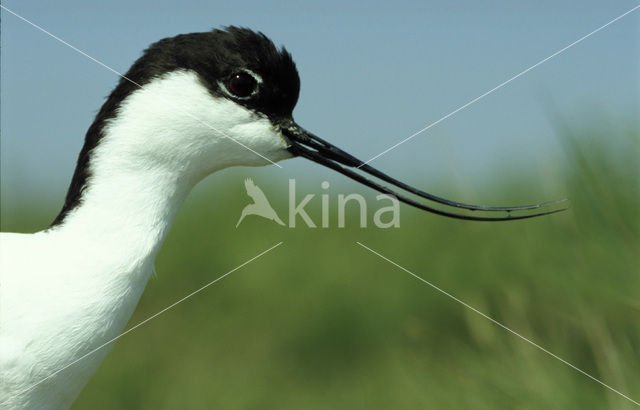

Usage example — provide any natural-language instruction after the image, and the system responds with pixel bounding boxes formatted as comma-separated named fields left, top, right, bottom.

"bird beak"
left=280, top=120, right=568, bottom=221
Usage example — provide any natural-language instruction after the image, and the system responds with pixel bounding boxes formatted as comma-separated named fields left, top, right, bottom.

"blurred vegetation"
left=2, top=125, right=638, bottom=409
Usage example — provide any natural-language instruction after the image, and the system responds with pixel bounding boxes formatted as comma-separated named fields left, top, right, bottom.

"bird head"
left=70, top=26, right=565, bottom=222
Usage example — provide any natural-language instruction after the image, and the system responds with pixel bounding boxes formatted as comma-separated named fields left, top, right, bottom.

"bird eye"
left=227, top=72, right=258, bottom=98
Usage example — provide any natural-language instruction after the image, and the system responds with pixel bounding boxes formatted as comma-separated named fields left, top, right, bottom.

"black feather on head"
left=51, top=27, right=300, bottom=227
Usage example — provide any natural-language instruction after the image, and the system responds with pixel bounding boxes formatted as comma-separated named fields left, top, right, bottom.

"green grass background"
left=2, top=125, right=638, bottom=409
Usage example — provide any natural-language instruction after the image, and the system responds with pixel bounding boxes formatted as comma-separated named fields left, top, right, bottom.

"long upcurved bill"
left=281, top=120, right=568, bottom=221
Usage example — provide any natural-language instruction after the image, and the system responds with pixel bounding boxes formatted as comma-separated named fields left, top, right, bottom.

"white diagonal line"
left=0, top=5, right=283, bottom=168
left=2, top=242, right=284, bottom=405
left=356, top=241, right=640, bottom=407
left=358, top=5, right=640, bottom=167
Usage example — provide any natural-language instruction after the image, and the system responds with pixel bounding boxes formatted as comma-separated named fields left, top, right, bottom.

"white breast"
left=0, top=69, right=290, bottom=409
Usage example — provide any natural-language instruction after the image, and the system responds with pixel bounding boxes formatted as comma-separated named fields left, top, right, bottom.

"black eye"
left=227, top=72, right=258, bottom=98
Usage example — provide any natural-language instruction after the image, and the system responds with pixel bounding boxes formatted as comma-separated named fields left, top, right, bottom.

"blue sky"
left=1, top=1, right=638, bottom=218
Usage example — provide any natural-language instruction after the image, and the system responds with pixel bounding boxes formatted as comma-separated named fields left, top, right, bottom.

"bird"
left=0, top=26, right=566, bottom=409
left=236, top=178, right=285, bottom=227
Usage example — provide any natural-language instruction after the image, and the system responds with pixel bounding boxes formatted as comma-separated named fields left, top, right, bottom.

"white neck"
left=53, top=152, right=192, bottom=272
left=1, top=69, right=292, bottom=409
left=43, top=68, right=287, bottom=331
left=42, top=123, right=197, bottom=360
left=4, top=127, right=199, bottom=408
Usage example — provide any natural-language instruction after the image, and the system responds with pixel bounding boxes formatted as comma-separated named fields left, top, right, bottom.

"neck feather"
left=49, top=124, right=196, bottom=280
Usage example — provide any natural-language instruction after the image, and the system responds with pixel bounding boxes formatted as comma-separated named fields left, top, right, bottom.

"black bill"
left=281, top=120, right=568, bottom=221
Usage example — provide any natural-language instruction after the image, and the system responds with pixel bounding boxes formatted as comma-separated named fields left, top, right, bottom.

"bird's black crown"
left=132, top=26, right=301, bottom=119
left=51, top=27, right=300, bottom=226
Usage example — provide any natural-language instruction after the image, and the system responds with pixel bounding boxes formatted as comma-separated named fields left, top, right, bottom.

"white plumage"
left=0, top=25, right=563, bottom=410
left=0, top=70, right=291, bottom=409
